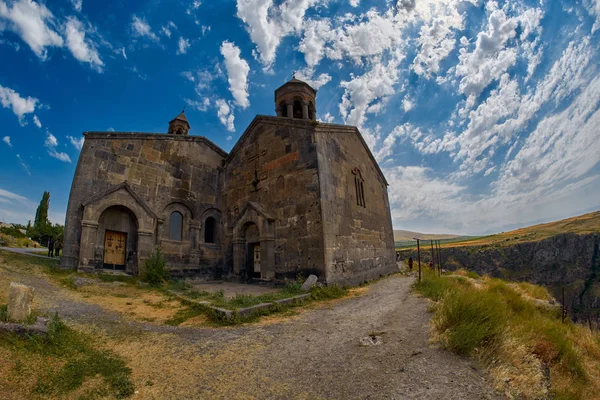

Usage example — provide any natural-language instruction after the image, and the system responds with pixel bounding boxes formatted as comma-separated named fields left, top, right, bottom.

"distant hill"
left=438, top=210, right=600, bottom=248
left=393, top=229, right=467, bottom=242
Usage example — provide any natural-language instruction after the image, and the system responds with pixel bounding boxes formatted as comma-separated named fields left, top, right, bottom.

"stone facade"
left=61, top=79, right=397, bottom=284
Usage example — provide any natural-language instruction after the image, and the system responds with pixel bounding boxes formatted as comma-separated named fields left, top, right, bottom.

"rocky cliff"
left=399, top=233, right=600, bottom=324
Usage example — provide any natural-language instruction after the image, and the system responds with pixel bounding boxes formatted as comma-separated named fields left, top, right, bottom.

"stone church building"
left=61, top=79, right=396, bottom=285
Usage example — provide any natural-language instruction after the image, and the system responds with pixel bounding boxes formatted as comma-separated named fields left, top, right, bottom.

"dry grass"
left=404, top=210, right=600, bottom=250
left=71, top=285, right=186, bottom=325
left=414, top=269, right=600, bottom=399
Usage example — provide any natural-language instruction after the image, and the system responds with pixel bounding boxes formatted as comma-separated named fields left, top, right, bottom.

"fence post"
left=415, top=238, right=421, bottom=283
left=562, top=286, right=565, bottom=324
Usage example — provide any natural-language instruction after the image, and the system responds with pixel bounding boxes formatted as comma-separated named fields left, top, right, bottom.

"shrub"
left=0, top=304, right=7, bottom=322
left=141, top=248, right=169, bottom=287
left=310, top=284, right=347, bottom=300
left=413, top=272, right=455, bottom=301
left=434, top=288, right=507, bottom=355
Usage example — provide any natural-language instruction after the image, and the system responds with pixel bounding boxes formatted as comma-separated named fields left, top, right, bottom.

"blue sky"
left=0, top=0, right=599, bottom=235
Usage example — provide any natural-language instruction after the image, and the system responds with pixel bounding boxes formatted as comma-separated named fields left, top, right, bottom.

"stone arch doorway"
left=242, top=222, right=260, bottom=279
left=97, top=205, right=138, bottom=271
left=231, top=202, right=275, bottom=280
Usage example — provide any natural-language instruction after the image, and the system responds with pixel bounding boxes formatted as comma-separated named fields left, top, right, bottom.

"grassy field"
left=414, top=268, right=600, bottom=399
left=399, top=210, right=600, bottom=250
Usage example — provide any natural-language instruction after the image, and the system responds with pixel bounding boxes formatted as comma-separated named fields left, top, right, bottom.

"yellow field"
left=401, top=210, right=600, bottom=250
left=447, top=210, right=600, bottom=248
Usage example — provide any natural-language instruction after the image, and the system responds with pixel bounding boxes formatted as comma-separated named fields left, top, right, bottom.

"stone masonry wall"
left=222, top=116, right=325, bottom=279
left=61, top=132, right=226, bottom=275
left=315, top=125, right=397, bottom=285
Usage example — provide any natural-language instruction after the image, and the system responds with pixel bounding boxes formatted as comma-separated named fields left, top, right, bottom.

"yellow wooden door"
left=104, top=231, right=126, bottom=266
left=253, top=245, right=261, bottom=273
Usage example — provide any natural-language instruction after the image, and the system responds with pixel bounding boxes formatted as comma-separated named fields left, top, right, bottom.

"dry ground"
left=0, top=252, right=501, bottom=399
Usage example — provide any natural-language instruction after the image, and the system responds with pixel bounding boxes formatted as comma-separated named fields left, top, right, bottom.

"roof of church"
left=275, top=77, right=316, bottom=93
left=169, top=111, right=190, bottom=128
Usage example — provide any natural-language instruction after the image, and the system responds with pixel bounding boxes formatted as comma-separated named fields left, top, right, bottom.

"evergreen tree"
left=34, top=191, right=50, bottom=231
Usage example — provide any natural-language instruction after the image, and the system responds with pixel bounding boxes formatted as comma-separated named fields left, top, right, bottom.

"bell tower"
left=274, top=77, right=317, bottom=120
left=168, top=110, right=190, bottom=135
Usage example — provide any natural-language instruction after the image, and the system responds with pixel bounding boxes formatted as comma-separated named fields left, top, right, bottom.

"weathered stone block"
left=301, top=274, right=318, bottom=291
left=8, top=282, right=35, bottom=322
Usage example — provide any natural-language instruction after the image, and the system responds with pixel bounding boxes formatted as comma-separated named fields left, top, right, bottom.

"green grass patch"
left=0, top=304, right=7, bottom=322
left=171, top=281, right=349, bottom=326
left=413, top=272, right=600, bottom=399
left=0, top=314, right=134, bottom=398
left=164, top=307, right=205, bottom=326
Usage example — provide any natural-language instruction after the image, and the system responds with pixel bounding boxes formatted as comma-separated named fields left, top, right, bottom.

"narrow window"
left=279, top=101, right=287, bottom=117
left=169, top=211, right=183, bottom=241
left=205, top=217, right=216, bottom=243
left=352, top=168, right=366, bottom=208
left=293, top=100, right=303, bottom=118
left=277, top=175, right=285, bottom=190
left=285, top=143, right=291, bottom=154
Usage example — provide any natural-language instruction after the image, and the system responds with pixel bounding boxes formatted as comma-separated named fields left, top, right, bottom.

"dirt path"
left=1, top=261, right=501, bottom=399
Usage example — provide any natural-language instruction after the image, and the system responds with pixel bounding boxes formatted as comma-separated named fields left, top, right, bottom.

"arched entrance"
left=242, top=222, right=260, bottom=279
left=231, top=202, right=276, bottom=280
left=97, top=205, right=138, bottom=271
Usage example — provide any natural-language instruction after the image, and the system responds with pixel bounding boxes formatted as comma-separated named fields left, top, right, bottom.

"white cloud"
left=131, top=15, right=158, bottom=41
left=161, top=21, right=176, bottom=38
left=186, top=98, right=210, bottom=112
left=215, top=99, right=235, bottom=132
left=32, top=114, right=41, bottom=128
left=0, top=0, right=63, bottom=60
left=187, top=0, right=202, bottom=15
left=0, top=188, right=27, bottom=201
left=320, top=112, right=334, bottom=123
left=2, top=135, right=11, bottom=147
left=339, top=54, right=403, bottom=131
left=67, top=135, right=84, bottom=150
left=44, top=133, right=71, bottom=163
left=412, top=3, right=465, bottom=78
left=0, top=84, right=39, bottom=125
left=177, top=36, right=190, bottom=54
left=402, top=98, right=413, bottom=112
left=64, top=17, right=103, bottom=72
left=71, top=0, right=82, bottom=12
left=120, top=47, right=127, bottom=59
left=294, top=68, right=331, bottom=90
left=455, top=7, right=518, bottom=97
left=236, top=0, right=320, bottom=68
left=15, top=154, right=30, bottom=176
left=349, top=0, right=359, bottom=7
left=220, top=41, right=250, bottom=109
left=385, top=165, right=467, bottom=223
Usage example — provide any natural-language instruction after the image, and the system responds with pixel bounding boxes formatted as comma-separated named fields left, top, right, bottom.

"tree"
left=31, top=191, right=54, bottom=244
left=34, top=191, right=50, bottom=232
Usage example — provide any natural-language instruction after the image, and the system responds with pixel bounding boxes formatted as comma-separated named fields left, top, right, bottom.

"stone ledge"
left=0, top=317, right=49, bottom=337
left=237, top=302, right=273, bottom=317
left=168, top=290, right=312, bottom=320
left=273, top=293, right=312, bottom=305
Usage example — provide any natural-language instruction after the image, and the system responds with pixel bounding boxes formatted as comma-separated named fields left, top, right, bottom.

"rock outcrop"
left=399, top=233, right=600, bottom=324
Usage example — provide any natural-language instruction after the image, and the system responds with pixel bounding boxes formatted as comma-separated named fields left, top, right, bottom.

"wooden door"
left=252, top=244, right=261, bottom=273
left=104, top=230, right=127, bottom=267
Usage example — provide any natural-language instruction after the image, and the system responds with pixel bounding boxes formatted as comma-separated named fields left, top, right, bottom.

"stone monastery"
left=61, top=79, right=396, bottom=285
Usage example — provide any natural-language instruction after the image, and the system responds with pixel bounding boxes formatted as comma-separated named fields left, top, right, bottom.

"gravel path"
left=1, top=257, right=501, bottom=399
left=239, top=275, right=502, bottom=400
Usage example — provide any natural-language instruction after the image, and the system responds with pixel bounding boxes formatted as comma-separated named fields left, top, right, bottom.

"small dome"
left=274, top=77, right=317, bottom=120
left=168, top=110, right=190, bottom=135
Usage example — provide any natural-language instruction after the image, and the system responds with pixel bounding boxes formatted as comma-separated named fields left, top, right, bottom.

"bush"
left=141, top=248, right=169, bottom=287
left=310, top=284, right=347, bottom=300
left=434, top=288, right=507, bottom=355
left=0, top=304, right=7, bottom=322
left=413, top=272, right=455, bottom=301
